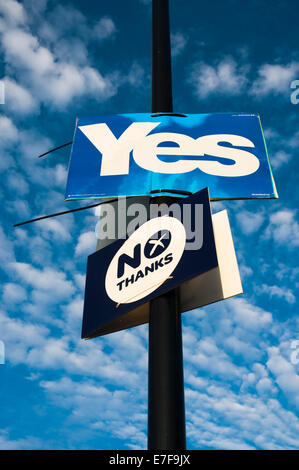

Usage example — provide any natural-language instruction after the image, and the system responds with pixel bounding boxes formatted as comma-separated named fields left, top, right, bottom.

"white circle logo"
left=105, top=216, right=186, bottom=304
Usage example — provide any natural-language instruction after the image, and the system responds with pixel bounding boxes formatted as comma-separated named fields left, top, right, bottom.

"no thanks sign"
left=82, top=188, right=242, bottom=338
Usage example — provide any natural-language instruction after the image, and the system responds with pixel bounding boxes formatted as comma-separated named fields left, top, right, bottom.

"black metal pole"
left=151, top=0, right=173, bottom=112
left=148, top=0, right=186, bottom=450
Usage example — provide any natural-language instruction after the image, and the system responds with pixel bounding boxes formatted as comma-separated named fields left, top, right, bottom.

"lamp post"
left=148, top=0, right=186, bottom=451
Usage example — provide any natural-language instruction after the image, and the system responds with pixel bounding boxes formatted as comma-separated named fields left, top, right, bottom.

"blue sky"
left=0, top=0, right=299, bottom=450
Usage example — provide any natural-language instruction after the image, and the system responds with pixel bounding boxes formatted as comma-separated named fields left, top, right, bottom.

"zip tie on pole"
left=38, top=141, right=73, bottom=159
left=13, top=199, right=119, bottom=228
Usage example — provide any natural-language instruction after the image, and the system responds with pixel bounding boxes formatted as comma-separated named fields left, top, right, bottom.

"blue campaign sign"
left=82, top=188, right=218, bottom=339
left=66, top=113, right=278, bottom=201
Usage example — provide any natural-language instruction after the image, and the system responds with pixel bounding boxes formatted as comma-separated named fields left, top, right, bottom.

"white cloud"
left=171, top=32, right=187, bottom=57
left=0, top=150, right=15, bottom=172
left=74, top=273, right=86, bottom=291
left=223, top=335, right=261, bottom=361
left=0, top=279, right=297, bottom=450
left=125, top=62, right=145, bottom=87
left=0, top=430, right=41, bottom=450
left=267, top=347, right=299, bottom=409
left=40, top=3, right=88, bottom=41
left=0, top=310, right=49, bottom=363
left=184, top=335, right=246, bottom=379
left=239, top=264, right=253, bottom=278
left=229, top=298, right=273, bottom=332
left=40, top=376, right=147, bottom=449
left=53, top=164, right=67, bottom=186
left=3, top=28, right=54, bottom=74
left=236, top=210, right=264, bottom=235
left=251, top=62, right=299, bottom=97
left=0, top=226, right=15, bottom=266
left=35, top=218, right=72, bottom=242
left=22, top=0, right=47, bottom=17
left=287, top=130, right=299, bottom=149
left=270, top=150, right=291, bottom=169
left=256, top=377, right=277, bottom=395
left=0, top=5, right=118, bottom=110
left=12, top=232, right=53, bottom=268
left=9, top=262, right=75, bottom=298
left=0, top=0, right=26, bottom=26
left=189, top=57, right=299, bottom=100
left=0, top=0, right=144, bottom=116
left=189, top=58, right=248, bottom=99
left=186, top=383, right=299, bottom=450
left=1, top=306, right=144, bottom=388
left=93, top=17, right=117, bottom=40
left=263, top=128, right=295, bottom=169
left=0, top=117, right=62, bottom=194
left=4, top=78, right=39, bottom=114
left=0, top=116, right=19, bottom=146
left=184, top=298, right=273, bottom=374
left=75, top=231, right=96, bottom=255
left=63, top=297, right=84, bottom=331
left=6, top=200, right=31, bottom=218
left=6, top=171, right=29, bottom=195
left=264, top=209, right=299, bottom=247
left=259, top=284, right=296, bottom=304
left=2, top=282, right=27, bottom=304
left=37, top=6, right=117, bottom=61
left=271, top=210, right=295, bottom=225
left=18, top=128, right=53, bottom=162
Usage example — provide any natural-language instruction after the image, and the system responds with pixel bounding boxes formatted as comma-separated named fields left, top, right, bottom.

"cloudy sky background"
left=0, top=0, right=298, bottom=449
